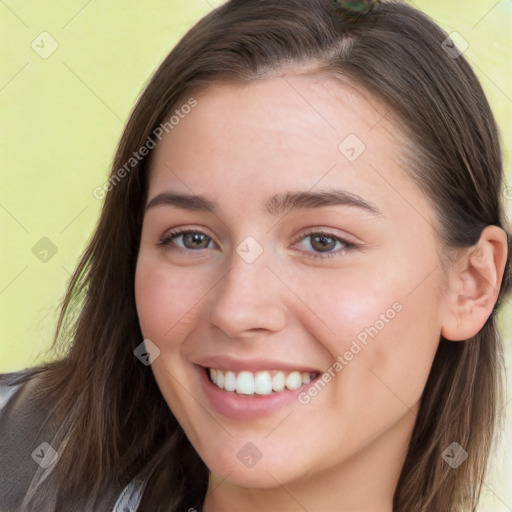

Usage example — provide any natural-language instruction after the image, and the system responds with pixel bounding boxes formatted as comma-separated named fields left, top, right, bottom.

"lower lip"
left=197, top=366, right=317, bottom=421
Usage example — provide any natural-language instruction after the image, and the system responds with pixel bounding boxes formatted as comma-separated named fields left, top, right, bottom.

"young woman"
left=1, top=0, right=510, bottom=511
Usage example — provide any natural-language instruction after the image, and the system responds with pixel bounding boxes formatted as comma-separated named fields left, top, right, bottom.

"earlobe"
left=441, top=225, right=508, bottom=342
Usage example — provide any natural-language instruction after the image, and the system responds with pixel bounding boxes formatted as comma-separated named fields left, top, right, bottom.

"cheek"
left=322, top=252, right=442, bottom=346
left=299, top=259, right=441, bottom=393
left=134, top=257, right=204, bottom=342
left=293, top=264, right=408, bottom=350
left=333, top=278, right=441, bottom=416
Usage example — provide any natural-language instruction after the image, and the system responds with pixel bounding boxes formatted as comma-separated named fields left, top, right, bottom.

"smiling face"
left=134, top=73, right=449, bottom=508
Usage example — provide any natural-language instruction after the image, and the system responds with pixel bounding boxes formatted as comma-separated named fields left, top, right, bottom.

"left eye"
left=302, top=233, right=342, bottom=252
left=296, top=232, right=352, bottom=255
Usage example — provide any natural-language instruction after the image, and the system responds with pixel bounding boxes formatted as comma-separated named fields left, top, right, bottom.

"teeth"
left=208, top=368, right=316, bottom=396
left=285, top=371, right=302, bottom=390
left=236, top=371, right=255, bottom=395
left=224, top=371, right=236, bottom=392
left=301, top=372, right=311, bottom=385
left=272, top=371, right=285, bottom=392
left=216, top=370, right=225, bottom=390
left=254, top=371, right=272, bottom=395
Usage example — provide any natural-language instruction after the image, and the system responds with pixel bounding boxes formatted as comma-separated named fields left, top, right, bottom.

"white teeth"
left=254, top=371, right=273, bottom=395
left=285, top=371, right=302, bottom=390
left=272, top=371, right=285, bottom=392
left=208, top=368, right=316, bottom=396
left=236, top=371, right=255, bottom=395
left=224, top=371, right=236, bottom=392
left=216, top=370, right=225, bottom=389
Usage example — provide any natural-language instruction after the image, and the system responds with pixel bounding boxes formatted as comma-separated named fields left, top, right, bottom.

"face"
left=135, top=73, right=446, bottom=498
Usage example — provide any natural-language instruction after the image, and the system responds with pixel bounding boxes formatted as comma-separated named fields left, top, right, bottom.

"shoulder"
left=0, top=368, right=54, bottom=512
left=0, top=369, right=146, bottom=512
left=0, top=370, right=31, bottom=409
left=0, top=368, right=46, bottom=419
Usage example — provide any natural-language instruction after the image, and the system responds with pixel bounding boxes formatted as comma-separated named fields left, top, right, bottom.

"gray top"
left=0, top=370, right=144, bottom=512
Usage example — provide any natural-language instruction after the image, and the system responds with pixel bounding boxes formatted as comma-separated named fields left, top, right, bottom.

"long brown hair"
left=15, top=1, right=511, bottom=510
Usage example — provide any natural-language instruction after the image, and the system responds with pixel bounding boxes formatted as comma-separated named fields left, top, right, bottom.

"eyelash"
left=157, top=228, right=357, bottom=260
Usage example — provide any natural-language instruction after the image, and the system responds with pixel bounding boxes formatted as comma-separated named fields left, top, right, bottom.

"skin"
left=134, top=71, right=508, bottom=511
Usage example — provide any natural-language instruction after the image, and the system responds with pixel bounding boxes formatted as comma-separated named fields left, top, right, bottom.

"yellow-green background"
left=1, top=1, right=511, bottom=510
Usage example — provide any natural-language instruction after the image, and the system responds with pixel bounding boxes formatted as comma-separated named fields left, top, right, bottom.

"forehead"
left=147, top=74, right=433, bottom=226
left=151, top=74, right=391, bottom=173
left=178, top=73, right=391, bottom=151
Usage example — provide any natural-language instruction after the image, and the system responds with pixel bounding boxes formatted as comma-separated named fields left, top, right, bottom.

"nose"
left=208, top=249, right=288, bottom=339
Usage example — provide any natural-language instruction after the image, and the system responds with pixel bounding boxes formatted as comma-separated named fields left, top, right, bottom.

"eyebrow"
left=145, top=189, right=381, bottom=216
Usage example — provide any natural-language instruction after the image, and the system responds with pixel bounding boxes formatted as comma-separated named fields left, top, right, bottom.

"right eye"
left=157, top=228, right=215, bottom=251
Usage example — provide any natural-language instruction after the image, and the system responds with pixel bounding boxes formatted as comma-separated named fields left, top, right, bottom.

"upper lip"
left=194, top=355, right=321, bottom=374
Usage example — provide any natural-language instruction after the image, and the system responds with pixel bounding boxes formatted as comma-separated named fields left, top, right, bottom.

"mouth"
left=196, top=359, right=323, bottom=419
left=206, top=368, right=319, bottom=396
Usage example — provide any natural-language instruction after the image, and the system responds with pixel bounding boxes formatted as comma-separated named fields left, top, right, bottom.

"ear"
left=441, top=225, right=508, bottom=341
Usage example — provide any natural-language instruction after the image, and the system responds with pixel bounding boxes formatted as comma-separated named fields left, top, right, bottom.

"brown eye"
left=294, top=231, right=356, bottom=260
left=181, top=232, right=211, bottom=249
left=158, top=230, right=213, bottom=250
left=310, top=234, right=337, bottom=252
